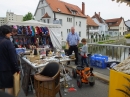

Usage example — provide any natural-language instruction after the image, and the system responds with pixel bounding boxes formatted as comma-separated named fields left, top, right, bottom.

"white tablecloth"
left=22, top=56, right=75, bottom=69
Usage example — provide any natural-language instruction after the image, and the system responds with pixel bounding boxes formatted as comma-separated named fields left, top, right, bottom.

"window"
left=67, top=29, right=70, bottom=33
left=61, top=31, right=63, bottom=37
left=70, top=18, right=72, bottom=22
left=69, top=29, right=70, bottom=32
left=69, top=18, right=70, bottom=22
left=44, top=19, right=46, bottom=23
left=12, top=19, right=13, bottom=20
left=120, top=27, right=122, bottom=30
left=67, top=18, right=72, bottom=22
left=79, top=21, right=81, bottom=27
left=41, top=8, right=45, bottom=16
left=109, top=32, right=112, bottom=35
left=47, top=19, right=49, bottom=23
left=71, top=11, right=76, bottom=15
left=41, top=0, right=44, bottom=4
left=41, top=0, right=43, bottom=4
left=79, top=31, right=81, bottom=37
left=59, top=19, right=62, bottom=26
left=76, top=22, right=77, bottom=25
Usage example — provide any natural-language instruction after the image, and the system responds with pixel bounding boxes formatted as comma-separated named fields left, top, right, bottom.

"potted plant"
left=125, top=34, right=130, bottom=43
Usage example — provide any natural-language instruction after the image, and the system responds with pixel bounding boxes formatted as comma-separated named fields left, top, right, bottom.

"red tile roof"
left=105, top=17, right=123, bottom=27
left=92, top=12, right=103, bottom=23
left=46, top=0, right=86, bottom=18
left=42, top=12, right=51, bottom=18
left=87, top=15, right=99, bottom=26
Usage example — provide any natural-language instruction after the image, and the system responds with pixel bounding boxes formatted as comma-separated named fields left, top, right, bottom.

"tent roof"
left=6, top=20, right=61, bottom=28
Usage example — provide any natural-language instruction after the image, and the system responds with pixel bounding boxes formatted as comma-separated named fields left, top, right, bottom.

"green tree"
left=23, top=12, right=34, bottom=21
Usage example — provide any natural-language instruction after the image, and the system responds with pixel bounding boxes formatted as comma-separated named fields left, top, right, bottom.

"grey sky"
left=0, top=0, right=129, bottom=20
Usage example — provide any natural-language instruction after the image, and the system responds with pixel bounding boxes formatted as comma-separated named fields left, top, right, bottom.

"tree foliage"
left=23, top=12, right=34, bottom=21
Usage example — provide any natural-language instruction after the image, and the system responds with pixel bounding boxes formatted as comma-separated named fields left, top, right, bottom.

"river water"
left=88, top=40, right=130, bottom=62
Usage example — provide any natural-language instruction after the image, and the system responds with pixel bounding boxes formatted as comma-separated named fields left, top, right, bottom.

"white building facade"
left=92, top=12, right=108, bottom=36
left=34, top=0, right=87, bottom=41
left=105, top=17, right=127, bottom=36
left=86, top=15, right=99, bottom=39
left=0, top=17, right=6, bottom=26
left=6, top=12, right=23, bottom=22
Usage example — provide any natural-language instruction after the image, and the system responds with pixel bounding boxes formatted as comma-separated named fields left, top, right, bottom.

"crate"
left=95, top=57, right=107, bottom=69
left=93, top=54, right=108, bottom=61
left=90, top=54, right=108, bottom=69
left=90, top=56, right=96, bottom=66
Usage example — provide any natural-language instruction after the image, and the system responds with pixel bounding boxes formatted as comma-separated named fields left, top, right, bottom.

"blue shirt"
left=66, top=32, right=80, bottom=46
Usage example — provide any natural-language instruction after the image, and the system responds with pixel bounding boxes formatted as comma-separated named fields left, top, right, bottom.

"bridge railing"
left=62, top=40, right=130, bottom=62
left=87, top=43, right=130, bottom=62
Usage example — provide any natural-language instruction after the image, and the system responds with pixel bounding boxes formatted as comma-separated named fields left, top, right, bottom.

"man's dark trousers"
left=68, top=45, right=78, bottom=65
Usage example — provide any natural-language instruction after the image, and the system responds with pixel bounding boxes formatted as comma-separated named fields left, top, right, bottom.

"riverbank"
left=96, top=36, right=126, bottom=45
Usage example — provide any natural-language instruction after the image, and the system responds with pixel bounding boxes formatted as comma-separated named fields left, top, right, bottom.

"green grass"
left=98, top=40, right=115, bottom=44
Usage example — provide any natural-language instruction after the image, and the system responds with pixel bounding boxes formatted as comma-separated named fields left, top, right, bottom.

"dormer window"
left=65, top=5, right=77, bottom=15
left=72, top=11, right=76, bottom=15
left=41, top=0, right=44, bottom=4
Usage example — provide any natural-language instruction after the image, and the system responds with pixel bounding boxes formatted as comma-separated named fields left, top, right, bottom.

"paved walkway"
left=66, top=63, right=110, bottom=83
left=18, top=63, right=109, bottom=97
left=18, top=61, right=110, bottom=97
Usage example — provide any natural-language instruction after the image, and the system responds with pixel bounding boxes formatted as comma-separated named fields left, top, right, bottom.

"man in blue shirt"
left=66, top=27, right=80, bottom=65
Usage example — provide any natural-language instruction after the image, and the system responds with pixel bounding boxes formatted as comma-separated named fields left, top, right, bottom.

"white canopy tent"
left=6, top=20, right=62, bottom=49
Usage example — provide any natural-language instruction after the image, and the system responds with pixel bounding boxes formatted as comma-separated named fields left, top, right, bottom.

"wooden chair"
left=34, top=62, right=62, bottom=97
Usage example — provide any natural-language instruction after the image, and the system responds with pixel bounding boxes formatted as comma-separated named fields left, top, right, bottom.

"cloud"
left=0, top=0, right=39, bottom=16
left=0, top=0, right=129, bottom=20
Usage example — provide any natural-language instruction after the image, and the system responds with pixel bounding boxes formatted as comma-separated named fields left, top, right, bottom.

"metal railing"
left=87, top=43, right=130, bottom=62
left=61, top=40, right=130, bottom=62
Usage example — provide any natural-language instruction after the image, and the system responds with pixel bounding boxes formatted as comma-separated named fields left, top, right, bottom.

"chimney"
left=99, top=12, right=100, bottom=17
left=95, top=12, right=96, bottom=15
left=82, top=2, right=85, bottom=15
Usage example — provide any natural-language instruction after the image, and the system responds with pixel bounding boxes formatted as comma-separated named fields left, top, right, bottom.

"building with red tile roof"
left=87, top=15, right=99, bottom=27
left=92, top=12, right=108, bottom=36
left=34, top=0, right=87, bottom=41
left=105, top=17, right=127, bottom=36
left=86, top=15, right=99, bottom=39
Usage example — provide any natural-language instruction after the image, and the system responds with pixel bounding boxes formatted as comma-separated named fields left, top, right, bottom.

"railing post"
left=120, top=47, right=122, bottom=62
left=116, top=47, right=117, bottom=61
left=124, top=48, right=126, bottom=60
left=112, top=47, right=114, bottom=59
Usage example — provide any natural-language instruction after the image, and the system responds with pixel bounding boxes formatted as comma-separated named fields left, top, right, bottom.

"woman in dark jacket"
left=0, top=25, right=20, bottom=95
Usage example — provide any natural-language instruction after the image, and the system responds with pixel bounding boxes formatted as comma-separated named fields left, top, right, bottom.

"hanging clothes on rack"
left=27, top=26, right=31, bottom=35
left=31, top=26, right=35, bottom=36
left=25, top=26, right=29, bottom=35
left=35, top=27, right=38, bottom=34
left=17, top=26, right=22, bottom=34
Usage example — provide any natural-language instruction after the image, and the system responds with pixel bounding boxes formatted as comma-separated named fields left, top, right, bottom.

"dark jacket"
left=0, top=36, right=19, bottom=72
